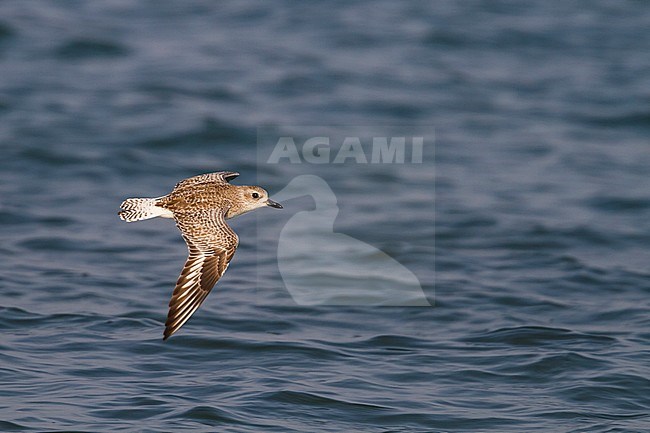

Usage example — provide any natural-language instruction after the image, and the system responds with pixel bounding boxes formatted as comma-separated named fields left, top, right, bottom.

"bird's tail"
left=118, top=197, right=172, bottom=222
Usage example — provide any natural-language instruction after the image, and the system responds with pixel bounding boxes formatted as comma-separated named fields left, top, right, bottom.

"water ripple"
left=1, top=1, right=649, bottom=431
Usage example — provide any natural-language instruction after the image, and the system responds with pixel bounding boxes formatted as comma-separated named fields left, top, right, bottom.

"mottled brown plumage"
left=118, top=171, right=282, bottom=340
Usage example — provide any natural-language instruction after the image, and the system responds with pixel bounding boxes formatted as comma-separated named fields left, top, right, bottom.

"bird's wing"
left=173, top=171, right=239, bottom=191
left=164, top=208, right=239, bottom=340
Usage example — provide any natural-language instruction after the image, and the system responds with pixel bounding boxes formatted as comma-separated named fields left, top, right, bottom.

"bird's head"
left=227, top=186, right=282, bottom=218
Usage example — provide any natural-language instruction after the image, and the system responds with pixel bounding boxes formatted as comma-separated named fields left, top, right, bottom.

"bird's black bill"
left=267, top=199, right=283, bottom=209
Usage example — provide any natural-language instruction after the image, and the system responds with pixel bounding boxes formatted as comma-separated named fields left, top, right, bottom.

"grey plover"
left=119, top=171, right=282, bottom=340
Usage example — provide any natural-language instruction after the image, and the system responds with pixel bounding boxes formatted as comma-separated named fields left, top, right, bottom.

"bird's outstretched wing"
left=173, top=171, right=239, bottom=191
left=164, top=208, right=238, bottom=340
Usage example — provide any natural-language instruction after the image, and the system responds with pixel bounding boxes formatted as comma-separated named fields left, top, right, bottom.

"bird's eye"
left=252, top=192, right=260, bottom=199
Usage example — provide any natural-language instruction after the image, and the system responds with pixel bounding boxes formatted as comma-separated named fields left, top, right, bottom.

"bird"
left=118, top=171, right=283, bottom=340
left=273, top=175, right=430, bottom=306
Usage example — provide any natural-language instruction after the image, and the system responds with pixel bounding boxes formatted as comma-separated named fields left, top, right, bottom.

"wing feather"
left=163, top=208, right=238, bottom=340
left=173, top=171, right=239, bottom=191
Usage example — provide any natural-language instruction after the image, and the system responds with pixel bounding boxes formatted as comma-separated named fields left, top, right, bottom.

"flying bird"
left=119, top=171, right=282, bottom=340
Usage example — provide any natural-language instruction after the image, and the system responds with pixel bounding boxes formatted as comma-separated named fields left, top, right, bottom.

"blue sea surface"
left=1, top=1, right=649, bottom=432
